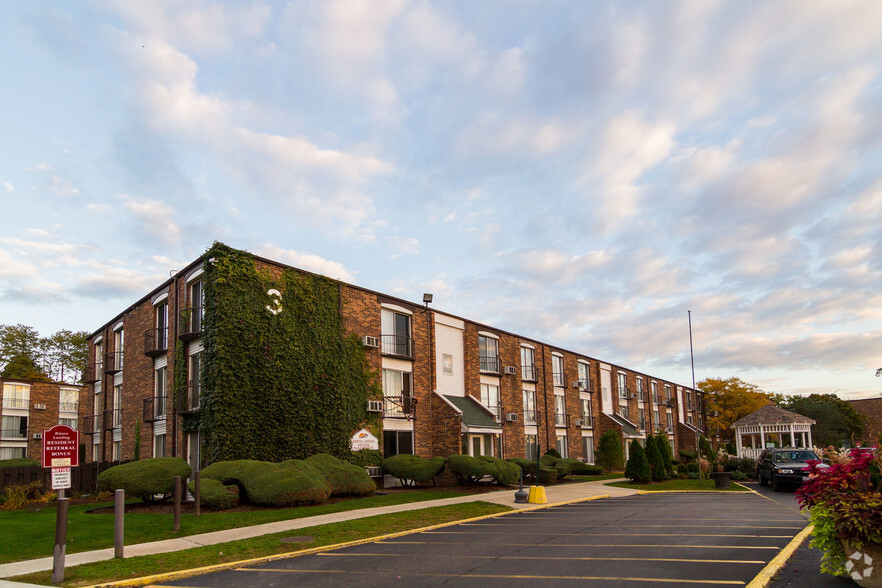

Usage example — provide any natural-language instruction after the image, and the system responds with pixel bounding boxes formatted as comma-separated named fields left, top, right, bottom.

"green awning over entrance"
left=444, top=395, right=502, bottom=433
left=609, top=413, right=641, bottom=438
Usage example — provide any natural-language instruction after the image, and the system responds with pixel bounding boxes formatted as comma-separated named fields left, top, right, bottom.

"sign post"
left=43, top=425, right=79, bottom=584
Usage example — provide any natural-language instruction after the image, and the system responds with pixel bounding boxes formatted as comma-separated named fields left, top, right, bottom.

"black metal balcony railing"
left=523, top=409, right=537, bottom=425
left=1, top=397, right=29, bottom=409
left=580, top=414, right=593, bottom=428
left=103, top=408, right=122, bottom=430
left=177, top=382, right=201, bottom=413
left=58, top=401, right=79, bottom=413
left=521, top=366, right=537, bottom=381
left=0, top=429, right=27, bottom=440
left=554, top=412, right=568, bottom=427
left=637, top=389, right=645, bottom=402
left=104, top=351, right=123, bottom=374
left=144, top=328, right=168, bottom=357
left=84, top=362, right=103, bottom=383
left=383, top=395, right=416, bottom=419
left=179, top=306, right=203, bottom=341
left=486, top=405, right=502, bottom=423
left=576, top=379, right=591, bottom=391
left=82, top=414, right=101, bottom=434
left=479, top=354, right=499, bottom=373
left=552, top=372, right=566, bottom=387
left=618, top=385, right=630, bottom=398
left=143, top=396, right=168, bottom=423
left=380, top=335, right=413, bottom=359
left=652, top=393, right=660, bottom=404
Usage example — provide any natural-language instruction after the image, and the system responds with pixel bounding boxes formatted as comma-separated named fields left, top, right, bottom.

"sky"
left=1, top=0, right=881, bottom=400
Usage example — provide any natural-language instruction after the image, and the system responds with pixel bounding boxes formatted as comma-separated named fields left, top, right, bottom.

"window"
left=522, top=389, right=536, bottom=425
left=480, top=383, right=501, bottom=421
left=582, top=436, right=594, bottom=464
left=92, top=391, right=102, bottom=433
left=686, top=392, right=693, bottom=411
left=636, top=378, right=644, bottom=401
left=638, top=407, right=646, bottom=430
left=112, top=328, right=124, bottom=371
left=556, top=435, right=568, bottom=458
left=188, top=353, right=202, bottom=411
left=381, top=308, right=412, bottom=357
left=0, top=447, right=26, bottom=460
left=59, top=389, right=78, bottom=413
left=153, top=433, right=166, bottom=458
left=525, top=434, right=538, bottom=461
left=554, top=394, right=567, bottom=427
left=664, top=384, right=672, bottom=402
left=552, top=354, right=565, bottom=387
left=695, top=394, right=702, bottom=412
left=687, top=413, right=694, bottom=425
left=112, top=440, right=121, bottom=461
left=2, top=383, right=29, bottom=409
left=154, top=367, right=167, bottom=420
left=698, top=414, right=704, bottom=430
left=442, top=353, right=453, bottom=374
left=383, top=430, right=413, bottom=459
left=155, top=301, right=168, bottom=351
left=478, top=335, right=499, bottom=373
left=666, top=410, right=674, bottom=431
left=580, top=398, right=592, bottom=427
left=577, top=362, right=590, bottom=389
left=1, top=415, right=28, bottom=439
left=520, top=346, right=536, bottom=380
left=617, top=372, right=628, bottom=398
left=382, top=369, right=413, bottom=418
left=111, top=384, right=122, bottom=429
left=651, top=381, right=659, bottom=404
left=653, top=409, right=660, bottom=429
left=93, top=340, right=103, bottom=378
left=619, top=405, right=629, bottom=420
left=59, top=417, right=77, bottom=429
left=189, top=280, right=204, bottom=333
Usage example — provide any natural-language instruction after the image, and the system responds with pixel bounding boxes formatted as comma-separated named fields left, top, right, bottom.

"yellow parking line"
left=746, top=524, right=814, bottom=588
left=378, top=540, right=781, bottom=550
left=235, top=567, right=746, bottom=584
left=317, top=552, right=766, bottom=564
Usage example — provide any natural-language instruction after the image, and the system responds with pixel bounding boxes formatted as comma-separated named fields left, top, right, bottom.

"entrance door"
left=187, top=431, right=200, bottom=472
left=465, top=434, right=496, bottom=457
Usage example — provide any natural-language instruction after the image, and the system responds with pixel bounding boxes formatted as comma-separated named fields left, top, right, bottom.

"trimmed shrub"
left=544, top=448, right=563, bottom=459
left=644, top=436, right=665, bottom=482
left=686, top=462, right=699, bottom=473
left=699, top=437, right=715, bottom=461
left=724, top=457, right=757, bottom=477
left=566, top=460, right=603, bottom=476
left=508, top=458, right=558, bottom=485
left=0, top=458, right=40, bottom=468
left=655, top=434, right=674, bottom=476
left=306, top=453, right=375, bottom=497
left=479, top=455, right=521, bottom=485
left=448, top=454, right=487, bottom=484
left=200, top=459, right=331, bottom=506
left=348, top=449, right=383, bottom=468
left=624, top=441, right=651, bottom=484
left=540, top=453, right=574, bottom=479
left=381, top=454, right=446, bottom=487
left=97, top=457, right=192, bottom=503
left=189, top=478, right=239, bottom=510
left=679, top=449, right=698, bottom=461
left=676, top=463, right=688, bottom=475
left=731, top=471, right=748, bottom=481
left=596, top=430, right=624, bottom=472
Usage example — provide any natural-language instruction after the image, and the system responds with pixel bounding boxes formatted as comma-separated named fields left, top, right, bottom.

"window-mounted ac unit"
left=33, top=403, right=47, bottom=410
left=575, top=418, right=584, bottom=427
left=365, top=466, right=382, bottom=477
left=571, top=381, right=580, bottom=388
left=361, top=335, right=380, bottom=348
left=33, top=433, right=42, bottom=440
left=506, top=412, right=518, bottom=422
left=503, top=366, right=518, bottom=375
left=367, top=400, right=383, bottom=412
left=665, top=400, right=673, bottom=407
left=629, top=394, right=637, bottom=400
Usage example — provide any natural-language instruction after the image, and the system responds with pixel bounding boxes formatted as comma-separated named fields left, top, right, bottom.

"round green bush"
left=306, top=453, right=375, bottom=496
left=200, top=459, right=331, bottom=506
left=381, top=454, right=446, bottom=486
left=540, top=453, right=574, bottom=479
left=348, top=449, right=383, bottom=468
left=567, top=461, right=603, bottom=475
left=189, top=478, right=240, bottom=510
left=0, top=458, right=40, bottom=468
left=97, top=457, right=192, bottom=503
left=508, top=458, right=558, bottom=485
left=676, top=463, right=688, bottom=475
left=448, top=454, right=489, bottom=484
left=481, top=456, right=521, bottom=485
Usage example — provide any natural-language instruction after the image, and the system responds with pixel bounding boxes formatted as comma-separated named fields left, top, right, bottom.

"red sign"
left=42, top=425, right=79, bottom=468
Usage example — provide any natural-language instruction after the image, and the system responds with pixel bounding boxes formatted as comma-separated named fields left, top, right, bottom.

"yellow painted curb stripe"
left=745, top=524, right=813, bottom=588
left=88, top=494, right=611, bottom=587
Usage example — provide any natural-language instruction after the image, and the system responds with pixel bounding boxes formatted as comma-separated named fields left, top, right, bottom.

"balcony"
left=579, top=415, right=593, bottom=428
left=651, top=394, right=660, bottom=405
left=82, top=414, right=101, bottom=434
left=144, top=327, right=169, bottom=357
left=485, top=405, right=502, bottom=423
left=104, top=351, right=123, bottom=374
left=552, top=372, right=566, bottom=387
left=618, top=385, right=630, bottom=399
left=84, top=362, right=103, bottom=383
left=1, top=397, right=29, bottom=410
left=576, top=379, right=592, bottom=391
left=58, top=401, right=79, bottom=413
left=177, top=382, right=201, bottom=413
left=103, top=408, right=122, bottom=430
left=0, top=429, right=27, bottom=440
left=383, top=395, right=416, bottom=419
left=381, top=335, right=413, bottom=359
left=179, top=306, right=203, bottom=341
left=521, top=366, right=537, bottom=381
left=143, top=396, right=168, bottom=423
left=554, top=412, right=568, bottom=427
left=523, top=409, right=537, bottom=425
left=479, top=354, right=499, bottom=373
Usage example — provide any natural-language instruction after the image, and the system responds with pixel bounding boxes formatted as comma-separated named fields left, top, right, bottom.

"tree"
left=0, top=324, right=88, bottom=384
left=777, top=394, right=867, bottom=448
left=0, top=353, right=50, bottom=381
left=645, top=434, right=665, bottom=481
left=699, top=436, right=714, bottom=462
left=0, top=324, right=41, bottom=368
left=596, top=429, right=624, bottom=472
left=654, top=432, right=674, bottom=476
left=698, top=377, right=772, bottom=443
left=624, top=440, right=651, bottom=484
left=45, top=329, right=89, bottom=383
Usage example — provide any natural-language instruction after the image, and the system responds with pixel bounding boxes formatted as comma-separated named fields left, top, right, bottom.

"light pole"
left=689, top=310, right=702, bottom=487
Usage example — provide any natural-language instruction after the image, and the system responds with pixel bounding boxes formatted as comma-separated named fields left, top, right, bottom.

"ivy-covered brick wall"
left=200, top=242, right=379, bottom=463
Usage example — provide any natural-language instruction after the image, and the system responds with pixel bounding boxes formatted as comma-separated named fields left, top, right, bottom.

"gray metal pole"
left=194, top=471, right=201, bottom=517
left=689, top=310, right=702, bottom=487
left=173, top=476, right=181, bottom=532
left=114, top=489, right=124, bottom=558
left=52, top=497, right=68, bottom=584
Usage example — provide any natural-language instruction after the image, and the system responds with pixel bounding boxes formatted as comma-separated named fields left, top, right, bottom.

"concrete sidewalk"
left=0, top=478, right=632, bottom=580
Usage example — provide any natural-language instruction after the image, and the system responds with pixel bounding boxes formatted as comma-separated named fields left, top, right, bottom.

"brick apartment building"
left=0, top=377, right=88, bottom=461
left=83, top=243, right=706, bottom=473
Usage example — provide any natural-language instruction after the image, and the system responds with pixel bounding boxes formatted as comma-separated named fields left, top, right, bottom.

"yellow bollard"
left=527, top=485, right=547, bottom=504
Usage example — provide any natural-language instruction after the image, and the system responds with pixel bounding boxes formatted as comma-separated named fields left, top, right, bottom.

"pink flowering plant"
left=796, top=448, right=882, bottom=575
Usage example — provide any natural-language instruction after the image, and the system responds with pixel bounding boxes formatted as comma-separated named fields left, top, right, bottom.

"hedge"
left=305, top=453, right=375, bottom=496
left=448, top=455, right=520, bottom=485
left=97, top=457, right=192, bottom=503
left=382, top=455, right=446, bottom=486
left=566, top=460, right=603, bottom=475
left=508, top=458, right=558, bottom=485
left=540, top=453, right=575, bottom=479
left=190, top=478, right=239, bottom=510
left=0, top=458, right=40, bottom=468
left=200, top=459, right=331, bottom=506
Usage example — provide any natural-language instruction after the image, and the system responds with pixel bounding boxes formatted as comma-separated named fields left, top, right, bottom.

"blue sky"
left=1, top=1, right=881, bottom=399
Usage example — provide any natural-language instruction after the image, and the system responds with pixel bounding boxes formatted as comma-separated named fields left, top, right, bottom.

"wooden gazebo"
left=732, top=404, right=815, bottom=460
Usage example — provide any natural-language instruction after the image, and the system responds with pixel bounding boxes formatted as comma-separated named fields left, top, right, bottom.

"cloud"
left=255, top=244, right=354, bottom=282
left=120, top=196, right=181, bottom=246
left=4, top=182, right=13, bottom=193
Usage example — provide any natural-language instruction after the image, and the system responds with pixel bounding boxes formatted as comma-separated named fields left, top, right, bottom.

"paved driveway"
left=161, top=491, right=810, bottom=587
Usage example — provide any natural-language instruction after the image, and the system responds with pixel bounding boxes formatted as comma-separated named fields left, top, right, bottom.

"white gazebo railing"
left=734, top=422, right=813, bottom=459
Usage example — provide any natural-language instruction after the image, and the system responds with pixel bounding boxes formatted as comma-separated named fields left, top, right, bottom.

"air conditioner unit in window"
left=503, top=366, right=518, bottom=375
left=361, top=335, right=380, bottom=348
left=33, top=403, right=46, bottom=410
left=365, top=466, right=383, bottom=477
left=575, top=418, right=584, bottom=427
left=572, top=381, right=580, bottom=388
left=366, top=400, right=383, bottom=412
left=629, top=394, right=637, bottom=400
left=506, top=412, right=518, bottom=422
left=665, top=400, right=673, bottom=408
left=33, top=433, right=42, bottom=440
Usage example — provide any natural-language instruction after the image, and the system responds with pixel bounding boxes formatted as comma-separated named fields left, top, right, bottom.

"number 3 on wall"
left=266, top=289, right=282, bottom=315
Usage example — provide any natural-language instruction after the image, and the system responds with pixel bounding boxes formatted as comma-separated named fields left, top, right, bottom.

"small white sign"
left=51, top=467, right=72, bottom=490
left=351, top=428, right=379, bottom=451
left=52, top=458, right=71, bottom=467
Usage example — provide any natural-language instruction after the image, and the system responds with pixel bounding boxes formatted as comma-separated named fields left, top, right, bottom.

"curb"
left=746, top=524, right=814, bottom=588
left=91, top=494, right=611, bottom=587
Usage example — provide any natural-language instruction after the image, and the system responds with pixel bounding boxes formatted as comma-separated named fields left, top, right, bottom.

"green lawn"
left=12, top=502, right=511, bottom=587
left=0, top=490, right=472, bottom=564
left=606, top=479, right=750, bottom=491
left=564, top=473, right=626, bottom=483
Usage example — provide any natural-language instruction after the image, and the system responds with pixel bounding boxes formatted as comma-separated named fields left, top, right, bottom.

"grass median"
left=12, top=501, right=512, bottom=587
left=0, top=490, right=474, bottom=564
left=606, top=479, right=751, bottom=491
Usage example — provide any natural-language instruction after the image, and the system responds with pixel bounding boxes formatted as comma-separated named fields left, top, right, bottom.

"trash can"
left=711, top=471, right=731, bottom=489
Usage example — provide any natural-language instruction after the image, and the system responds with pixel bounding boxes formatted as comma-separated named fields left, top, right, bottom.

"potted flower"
left=797, top=448, right=882, bottom=586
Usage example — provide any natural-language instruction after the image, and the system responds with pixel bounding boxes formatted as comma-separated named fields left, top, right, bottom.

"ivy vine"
left=199, top=242, right=380, bottom=463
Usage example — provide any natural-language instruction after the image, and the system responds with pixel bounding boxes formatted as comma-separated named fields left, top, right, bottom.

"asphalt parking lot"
left=160, top=491, right=811, bottom=587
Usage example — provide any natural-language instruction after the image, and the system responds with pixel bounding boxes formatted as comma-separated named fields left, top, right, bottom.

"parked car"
left=756, top=448, right=828, bottom=492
